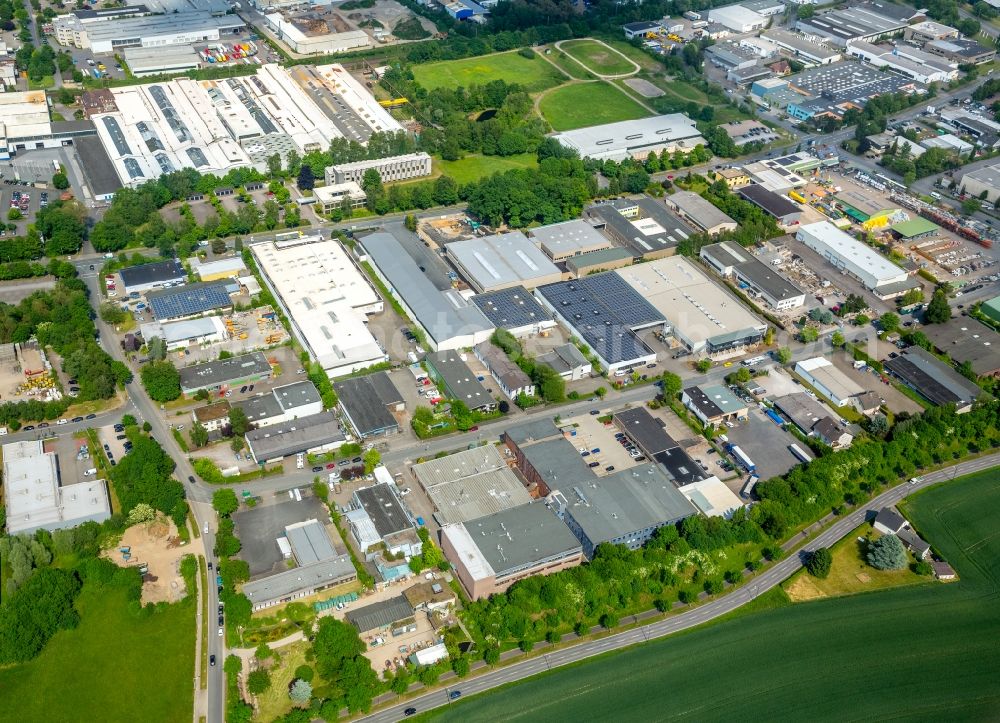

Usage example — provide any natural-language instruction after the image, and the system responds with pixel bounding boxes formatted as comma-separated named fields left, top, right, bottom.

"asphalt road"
left=358, top=451, right=1000, bottom=723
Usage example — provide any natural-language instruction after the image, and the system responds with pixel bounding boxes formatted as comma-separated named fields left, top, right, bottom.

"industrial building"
left=425, top=350, right=495, bottom=411
left=553, top=114, right=707, bottom=161
left=3, top=440, right=111, bottom=535
left=535, top=273, right=663, bottom=375
left=474, top=341, right=535, bottom=400
left=795, top=6, right=908, bottom=46
left=663, top=191, right=738, bottom=236
left=903, top=20, right=959, bottom=43
left=312, top=182, right=366, bottom=213
left=738, top=184, right=803, bottom=227
left=700, top=241, right=805, bottom=310
left=679, top=476, right=745, bottom=519
left=345, top=596, right=416, bottom=636
left=554, top=463, right=698, bottom=559
left=925, top=37, right=996, bottom=65
left=360, top=232, right=493, bottom=351
left=93, top=63, right=401, bottom=186
left=784, top=62, right=920, bottom=121
left=762, top=28, right=841, bottom=65
left=446, top=232, right=562, bottom=293
left=0, top=91, right=54, bottom=159
left=251, top=235, right=386, bottom=378
left=795, top=221, right=909, bottom=294
left=528, top=219, right=612, bottom=262
left=470, top=286, right=557, bottom=338
left=147, top=280, right=233, bottom=321
left=623, top=20, right=663, bottom=40
left=235, top=380, right=323, bottom=428
left=122, top=46, right=202, bottom=77
left=884, top=346, right=983, bottom=412
left=772, top=392, right=840, bottom=438
left=441, top=502, right=583, bottom=600
left=794, top=357, right=864, bottom=409
left=566, top=247, right=635, bottom=277
left=583, top=196, right=693, bottom=260
left=325, top=152, right=432, bottom=185
left=612, top=407, right=706, bottom=486
left=537, top=343, right=592, bottom=381
left=707, top=5, right=768, bottom=32
left=192, top=401, right=230, bottom=432
left=333, top=372, right=403, bottom=439
left=263, top=11, right=368, bottom=54
left=245, top=410, right=345, bottom=463
left=119, top=259, right=186, bottom=294
left=241, top=519, right=356, bottom=611
left=513, top=436, right=596, bottom=498
left=920, top=318, right=1000, bottom=379
left=682, top=384, right=749, bottom=426
left=845, top=41, right=957, bottom=84
left=617, top=257, right=767, bottom=356
left=412, top=445, right=531, bottom=526
left=139, top=316, right=228, bottom=351
left=179, top=351, right=273, bottom=394
left=189, top=256, right=247, bottom=282
left=52, top=11, right=245, bottom=52
left=349, top=484, right=418, bottom=559
left=958, top=163, right=1000, bottom=205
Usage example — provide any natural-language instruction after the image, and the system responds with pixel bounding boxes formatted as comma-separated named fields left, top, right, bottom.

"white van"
left=84, top=468, right=97, bottom=476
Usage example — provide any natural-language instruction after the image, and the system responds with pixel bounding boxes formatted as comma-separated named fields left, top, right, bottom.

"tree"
left=231, top=436, right=245, bottom=453
left=363, top=448, right=380, bottom=474
left=831, top=331, right=845, bottom=348
left=404, top=214, right=417, bottom=232
left=255, top=642, right=273, bottom=660
left=212, top=488, right=239, bottom=517
left=797, top=4, right=815, bottom=19
left=289, top=679, right=312, bottom=702
left=52, top=172, right=69, bottom=190
left=211, top=238, right=226, bottom=255
left=732, top=367, right=752, bottom=385
left=867, top=534, right=907, bottom=570
left=799, top=325, right=819, bottom=343
left=7, top=208, right=21, bottom=221
left=0, top=567, right=82, bottom=664
left=247, top=669, right=272, bottom=696
left=228, top=408, right=249, bottom=437
left=660, top=372, right=682, bottom=399
left=925, top=288, right=951, bottom=324
left=126, top=503, right=156, bottom=526
left=696, top=359, right=712, bottom=373
left=805, top=547, right=832, bottom=578
left=879, top=312, right=900, bottom=334
left=189, top=422, right=209, bottom=448
left=776, top=347, right=792, bottom=364
left=293, top=664, right=314, bottom=682
left=140, top=360, right=181, bottom=402
left=297, top=164, right=315, bottom=191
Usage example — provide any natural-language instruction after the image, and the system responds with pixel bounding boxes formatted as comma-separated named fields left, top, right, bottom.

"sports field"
left=424, top=469, right=1000, bottom=722
left=560, top=39, right=637, bottom=76
left=539, top=82, right=650, bottom=131
left=411, top=50, right=564, bottom=92
left=0, top=583, right=195, bottom=723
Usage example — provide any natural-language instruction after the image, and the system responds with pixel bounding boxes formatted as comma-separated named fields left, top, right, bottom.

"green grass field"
left=560, top=39, right=636, bottom=76
left=539, top=82, right=650, bottom=131
left=0, top=584, right=195, bottom=723
left=436, top=153, right=538, bottom=184
left=424, top=468, right=1000, bottom=722
left=411, top=50, right=564, bottom=92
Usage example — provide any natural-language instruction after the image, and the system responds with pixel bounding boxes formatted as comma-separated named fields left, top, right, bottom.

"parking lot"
left=233, top=495, right=333, bottom=577
left=724, top=408, right=802, bottom=482
left=48, top=433, right=98, bottom=489
left=563, top=411, right=642, bottom=476
left=97, top=422, right=131, bottom=466
left=0, top=184, right=50, bottom=236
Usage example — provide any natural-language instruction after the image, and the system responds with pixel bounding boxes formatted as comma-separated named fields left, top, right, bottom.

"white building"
left=140, top=316, right=228, bottom=351
left=679, top=476, right=745, bottom=518
left=447, top=231, right=562, bottom=293
left=845, top=41, right=957, bottom=84
left=236, top=380, right=323, bottom=427
left=3, top=440, right=111, bottom=535
left=553, top=114, right=706, bottom=162
left=54, top=12, right=245, bottom=52
left=708, top=5, right=768, bottom=33
left=250, top=234, right=387, bottom=378
left=263, top=13, right=369, bottom=54
left=325, top=153, right=433, bottom=185
left=795, top=357, right=865, bottom=409
left=313, top=182, right=367, bottom=213
left=0, top=91, right=59, bottom=160
left=796, top=221, right=909, bottom=293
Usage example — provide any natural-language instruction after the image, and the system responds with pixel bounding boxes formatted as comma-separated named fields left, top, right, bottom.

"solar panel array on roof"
left=147, top=281, right=232, bottom=320
left=471, top=286, right=551, bottom=331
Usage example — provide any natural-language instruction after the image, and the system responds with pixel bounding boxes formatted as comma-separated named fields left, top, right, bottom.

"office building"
left=475, top=341, right=535, bottom=400
left=245, top=410, right=345, bottom=463
left=179, top=351, right=272, bottom=394
left=470, top=286, right=556, bottom=338
left=333, top=371, right=403, bottom=438
left=3, top=440, right=111, bottom=535
left=447, top=232, right=562, bottom=293
left=312, top=182, right=366, bottom=213
left=903, top=20, right=958, bottom=43
left=553, top=114, right=706, bottom=161
left=441, top=503, right=583, bottom=600
left=325, top=152, right=432, bottom=185
left=583, top=196, right=694, bottom=260
left=119, top=259, right=186, bottom=294
left=235, top=380, right=323, bottom=428
left=617, top=257, right=767, bottom=356
left=796, top=221, right=909, bottom=293
left=700, top=241, right=805, bottom=310
left=361, top=232, right=494, bottom=351
left=251, top=235, right=386, bottom=378
left=425, top=350, right=495, bottom=411
left=529, top=219, right=612, bottom=262
left=663, top=191, right=738, bottom=236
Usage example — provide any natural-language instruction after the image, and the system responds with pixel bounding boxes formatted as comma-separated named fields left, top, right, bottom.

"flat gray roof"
left=427, top=350, right=493, bottom=409
left=529, top=219, right=611, bottom=259
left=333, top=372, right=400, bottom=437
left=361, top=232, right=492, bottom=348
left=701, top=241, right=804, bottom=303
left=75, top=135, right=123, bottom=197
left=773, top=392, right=835, bottom=433
left=520, top=437, right=596, bottom=485
left=566, top=247, right=635, bottom=273
left=503, top=418, right=561, bottom=446
left=236, top=392, right=283, bottom=424
left=564, top=463, right=698, bottom=545
left=346, top=595, right=414, bottom=633
left=665, top=191, right=736, bottom=232
left=463, top=502, right=582, bottom=578
left=584, top=196, right=694, bottom=257
left=179, top=351, right=271, bottom=391
left=354, top=484, right=413, bottom=538
left=245, top=410, right=344, bottom=461
left=885, top=347, right=983, bottom=407
left=86, top=12, right=244, bottom=44
left=613, top=407, right=677, bottom=456
left=274, top=380, right=321, bottom=411
left=241, top=555, right=355, bottom=605
left=921, top=318, right=1000, bottom=376
left=285, top=519, right=338, bottom=566
left=446, top=231, right=560, bottom=292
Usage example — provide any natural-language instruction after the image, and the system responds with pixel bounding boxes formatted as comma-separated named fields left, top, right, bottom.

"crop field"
left=411, top=50, right=565, bottom=92
left=539, top=82, right=650, bottom=131
left=0, top=584, right=195, bottom=723
left=424, top=468, right=1000, bottom=722
left=560, top=39, right=637, bottom=76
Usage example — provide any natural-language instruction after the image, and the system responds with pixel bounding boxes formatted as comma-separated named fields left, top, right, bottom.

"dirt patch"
left=624, top=78, right=665, bottom=98
left=855, top=572, right=872, bottom=584
left=785, top=574, right=826, bottom=602
left=104, top=517, right=200, bottom=604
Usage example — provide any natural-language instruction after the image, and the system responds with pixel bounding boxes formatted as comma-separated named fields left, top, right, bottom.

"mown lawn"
left=436, top=153, right=538, bottom=185
left=422, top=468, right=1000, bottom=722
left=0, top=583, right=195, bottom=723
left=539, top=82, right=650, bottom=131
left=411, top=50, right=564, bottom=92
left=560, top=39, right=636, bottom=76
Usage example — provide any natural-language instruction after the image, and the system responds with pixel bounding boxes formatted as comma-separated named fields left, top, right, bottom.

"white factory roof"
left=679, top=476, right=744, bottom=518
left=85, top=12, right=242, bottom=46
left=190, top=256, right=247, bottom=279
left=708, top=4, right=766, bottom=29
left=447, top=231, right=561, bottom=292
left=3, top=440, right=110, bottom=534
left=553, top=114, right=704, bottom=161
left=440, top=522, right=495, bottom=581
left=529, top=219, right=611, bottom=258
left=141, top=315, right=227, bottom=345
left=0, top=91, right=52, bottom=139
left=292, top=63, right=403, bottom=139
left=796, top=221, right=908, bottom=288
left=250, top=235, right=385, bottom=374
left=795, top=357, right=864, bottom=401
left=313, top=181, right=365, bottom=204
left=616, top=257, right=765, bottom=346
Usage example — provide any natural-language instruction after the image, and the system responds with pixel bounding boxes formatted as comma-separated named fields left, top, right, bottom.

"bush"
left=805, top=547, right=832, bottom=578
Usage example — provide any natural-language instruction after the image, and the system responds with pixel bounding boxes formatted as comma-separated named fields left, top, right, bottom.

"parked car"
left=404, top=709, right=417, bottom=717
left=312, top=466, right=324, bottom=473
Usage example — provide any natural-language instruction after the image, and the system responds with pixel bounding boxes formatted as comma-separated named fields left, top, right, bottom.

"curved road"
left=359, top=451, right=1000, bottom=722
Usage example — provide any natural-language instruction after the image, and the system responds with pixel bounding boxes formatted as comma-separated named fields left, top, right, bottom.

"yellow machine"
left=788, top=190, right=807, bottom=204
left=378, top=98, right=409, bottom=108
left=667, top=33, right=682, bottom=41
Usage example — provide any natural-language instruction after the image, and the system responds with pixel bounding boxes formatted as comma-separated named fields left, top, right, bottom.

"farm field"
left=436, top=153, right=538, bottom=185
left=539, top=82, right=650, bottom=131
left=560, top=39, right=637, bottom=76
left=411, top=50, right=564, bottom=92
left=423, top=469, right=1000, bottom=722
left=0, top=583, right=195, bottom=723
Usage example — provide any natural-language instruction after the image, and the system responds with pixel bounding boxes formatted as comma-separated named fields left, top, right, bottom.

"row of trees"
left=0, top=257, right=75, bottom=281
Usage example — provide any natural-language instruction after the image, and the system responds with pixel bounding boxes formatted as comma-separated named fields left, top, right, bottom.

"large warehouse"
left=528, top=219, right=611, bottom=262
left=553, top=114, right=707, bottom=161
left=795, top=221, right=909, bottom=294
left=52, top=11, right=245, bottom=51
left=446, top=232, right=562, bottom=293
left=250, top=234, right=387, bottom=378
left=583, top=196, right=693, bottom=260
left=147, top=280, right=233, bottom=321
left=93, top=63, right=401, bottom=186
left=663, top=191, right=738, bottom=236
left=700, top=241, right=805, bottom=310
left=361, top=232, right=493, bottom=351
left=470, top=286, right=557, bottom=338
left=617, top=257, right=767, bottom=356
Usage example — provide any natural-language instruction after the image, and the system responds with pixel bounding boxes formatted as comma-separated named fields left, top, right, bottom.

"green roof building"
left=982, top=295, right=1000, bottom=325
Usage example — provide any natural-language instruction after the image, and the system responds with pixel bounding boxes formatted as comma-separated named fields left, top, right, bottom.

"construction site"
left=0, top=342, right=61, bottom=404
left=103, top=516, right=198, bottom=604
